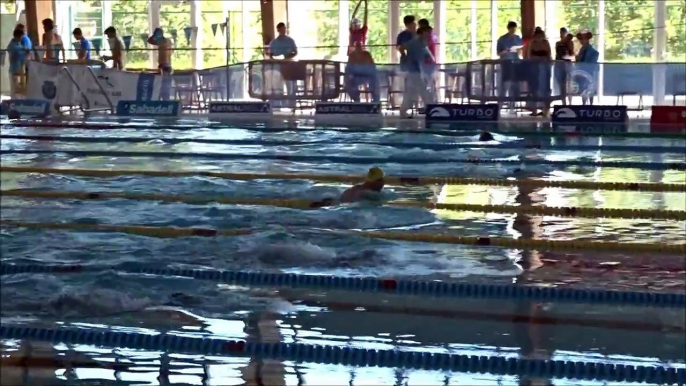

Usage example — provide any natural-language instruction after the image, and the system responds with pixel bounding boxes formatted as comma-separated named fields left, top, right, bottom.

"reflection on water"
left=1, top=119, right=684, bottom=385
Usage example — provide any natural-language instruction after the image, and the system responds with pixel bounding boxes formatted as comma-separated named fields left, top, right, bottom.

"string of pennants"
left=211, top=22, right=228, bottom=38
left=77, top=27, right=200, bottom=53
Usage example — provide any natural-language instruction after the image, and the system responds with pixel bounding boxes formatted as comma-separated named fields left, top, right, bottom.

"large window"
left=445, top=1, right=471, bottom=62
left=604, top=0, right=654, bottom=62
left=160, top=1, right=192, bottom=69
left=111, top=0, right=148, bottom=69
left=666, top=0, right=686, bottom=61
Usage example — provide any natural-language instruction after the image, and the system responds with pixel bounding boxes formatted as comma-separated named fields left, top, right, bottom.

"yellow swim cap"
left=365, top=166, right=385, bottom=182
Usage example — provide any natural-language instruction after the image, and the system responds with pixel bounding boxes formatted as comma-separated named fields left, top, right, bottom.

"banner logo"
left=41, top=81, right=57, bottom=100
left=425, top=104, right=499, bottom=122
left=650, top=106, right=686, bottom=133
left=1, top=99, right=51, bottom=117
left=115, top=101, right=180, bottom=117
left=135, top=73, right=156, bottom=101
left=569, top=69, right=596, bottom=98
left=552, top=105, right=627, bottom=123
left=208, top=102, right=271, bottom=115
left=315, top=102, right=381, bottom=115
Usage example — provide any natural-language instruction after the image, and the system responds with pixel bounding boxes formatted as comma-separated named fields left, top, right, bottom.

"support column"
left=388, top=0, right=400, bottom=63
left=102, top=1, right=112, bottom=33
left=148, top=0, right=161, bottom=69
left=470, top=0, right=477, bottom=60
left=653, top=0, right=667, bottom=105
left=491, top=0, right=498, bottom=58
left=25, top=0, right=54, bottom=46
left=520, top=0, right=535, bottom=39
left=260, top=0, right=288, bottom=47
left=597, top=0, right=605, bottom=100
left=434, top=0, right=446, bottom=65
left=337, top=0, right=349, bottom=60
left=190, top=0, right=202, bottom=69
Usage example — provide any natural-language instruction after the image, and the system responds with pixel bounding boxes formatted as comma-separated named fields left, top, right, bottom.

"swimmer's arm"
left=308, top=198, right=336, bottom=208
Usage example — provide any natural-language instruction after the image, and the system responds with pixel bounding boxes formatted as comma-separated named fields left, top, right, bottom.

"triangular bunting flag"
left=0, top=50, right=6, bottom=65
left=91, top=38, right=102, bottom=55
left=122, top=35, right=132, bottom=52
left=220, top=22, right=227, bottom=36
left=211, top=23, right=218, bottom=37
left=140, top=33, right=148, bottom=47
left=72, top=42, right=80, bottom=52
left=183, top=26, right=193, bottom=45
left=170, top=29, right=178, bottom=42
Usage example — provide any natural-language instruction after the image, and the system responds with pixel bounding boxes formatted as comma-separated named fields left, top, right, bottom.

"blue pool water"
left=1, top=118, right=685, bottom=385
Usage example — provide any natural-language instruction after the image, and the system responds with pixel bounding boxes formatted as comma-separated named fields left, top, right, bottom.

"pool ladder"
left=57, top=66, right=114, bottom=115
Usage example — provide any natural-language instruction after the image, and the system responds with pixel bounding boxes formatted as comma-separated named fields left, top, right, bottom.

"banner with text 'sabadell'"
left=425, top=104, right=499, bottom=122
left=115, top=101, right=180, bottom=117
left=1, top=99, right=51, bottom=117
left=552, top=105, right=628, bottom=124
left=26, top=61, right=163, bottom=111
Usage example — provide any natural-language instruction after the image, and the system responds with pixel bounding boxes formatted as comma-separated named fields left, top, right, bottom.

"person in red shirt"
left=348, top=0, right=368, bottom=54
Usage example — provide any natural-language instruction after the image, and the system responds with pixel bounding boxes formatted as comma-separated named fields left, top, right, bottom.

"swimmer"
left=309, top=166, right=385, bottom=208
left=479, top=130, right=495, bottom=141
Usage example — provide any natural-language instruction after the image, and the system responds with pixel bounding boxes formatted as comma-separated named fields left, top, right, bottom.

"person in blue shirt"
left=399, top=25, right=435, bottom=118
left=15, top=24, right=32, bottom=55
left=268, top=22, right=298, bottom=107
left=72, top=28, right=91, bottom=61
left=574, top=30, right=599, bottom=105
left=269, top=22, right=297, bottom=59
left=396, top=15, right=416, bottom=72
left=496, top=21, right=523, bottom=104
left=7, top=29, right=28, bottom=97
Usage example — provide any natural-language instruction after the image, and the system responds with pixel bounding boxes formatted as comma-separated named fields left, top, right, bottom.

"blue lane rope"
left=1, top=264, right=684, bottom=308
left=2, top=150, right=684, bottom=170
left=4, top=121, right=686, bottom=139
left=2, top=135, right=685, bottom=154
left=0, top=325, right=683, bottom=383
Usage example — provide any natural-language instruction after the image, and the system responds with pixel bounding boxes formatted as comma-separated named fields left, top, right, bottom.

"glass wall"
left=160, top=1, right=192, bottom=69
left=665, top=0, right=686, bottom=61
left=110, top=0, right=149, bottom=69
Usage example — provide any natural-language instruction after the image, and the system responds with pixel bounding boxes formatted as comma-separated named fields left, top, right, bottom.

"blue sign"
left=135, top=73, right=156, bottom=101
left=553, top=123, right=628, bottom=135
left=425, top=104, right=499, bottom=122
left=315, top=102, right=381, bottom=115
left=552, top=106, right=627, bottom=124
left=1, top=99, right=51, bottom=117
left=208, top=102, right=271, bottom=115
left=115, top=101, right=180, bottom=117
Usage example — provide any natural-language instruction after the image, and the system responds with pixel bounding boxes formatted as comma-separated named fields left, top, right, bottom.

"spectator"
left=348, top=0, right=368, bottom=54
left=525, top=27, right=552, bottom=116
left=103, top=26, right=125, bottom=70
left=269, top=22, right=297, bottom=60
left=399, top=25, right=435, bottom=118
left=345, top=41, right=379, bottom=103
left=418, top=18, right=439, bottom=101
left=7, top=28, right=28, bottom=97
left=575, top=29, right=599, bottom=105
left=554, top=27, right=575, bottom=104
left=396, top=15, right=416, bottom=72
left=41, top=18, right=65, bottom=62
left=72, top=28, right=91, bottom=61
left=496, top=21, right=523, bottom=104
left=269, top=22, right=298, bottom=106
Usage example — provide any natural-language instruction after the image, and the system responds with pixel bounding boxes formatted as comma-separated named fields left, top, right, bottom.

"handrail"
left=57, top=67, right=90, bottom=113
left=82, top=66, right=114, bottom=113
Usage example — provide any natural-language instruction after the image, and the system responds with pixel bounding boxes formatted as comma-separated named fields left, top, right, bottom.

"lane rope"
left=2, top=264, right=685, bottom=308
left=2, top=220, right=683, bottom=255
left=0, top=220, right=249, bottom=238
left=2, top=134, right=685, bottom=154
left=2, top=149, right=684, bottom=170
left=5, top=120, right=686, bottom=139
left=1, top=326, right=682, bottom=383
left=2, top=166, right=684, bottom=192
left=3, top=190, right=685, bottom=221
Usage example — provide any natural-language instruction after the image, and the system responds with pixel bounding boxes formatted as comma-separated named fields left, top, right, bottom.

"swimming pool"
left=1, top=117, right=685, bottom=385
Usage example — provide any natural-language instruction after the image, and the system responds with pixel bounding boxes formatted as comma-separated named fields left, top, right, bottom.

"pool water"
left=1, top=118, right=685, bottom=385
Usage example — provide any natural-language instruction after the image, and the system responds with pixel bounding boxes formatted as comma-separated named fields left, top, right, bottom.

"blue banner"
left=425, top=104, right=499, bottom=122
left=552, top=123, right=628, bottom=135
left=135, top=73, right=156, bottom=101
left=315, top=102, right=381, bottom=115
left=1, top=99, right=51, bottom=117
left=209, top=102, right=271, bottom=114
left=115, top=101, right=180, bottom=117
left=122, top=35, right=132, bottom=52
left=552, top=105, right=627, bottom=124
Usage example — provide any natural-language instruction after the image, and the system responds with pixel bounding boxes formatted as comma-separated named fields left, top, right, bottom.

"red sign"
left=650, top=106, right=686, bottom=133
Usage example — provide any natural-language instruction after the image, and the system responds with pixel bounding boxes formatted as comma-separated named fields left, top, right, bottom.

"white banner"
left=26, top=61, right=163, bottom=110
